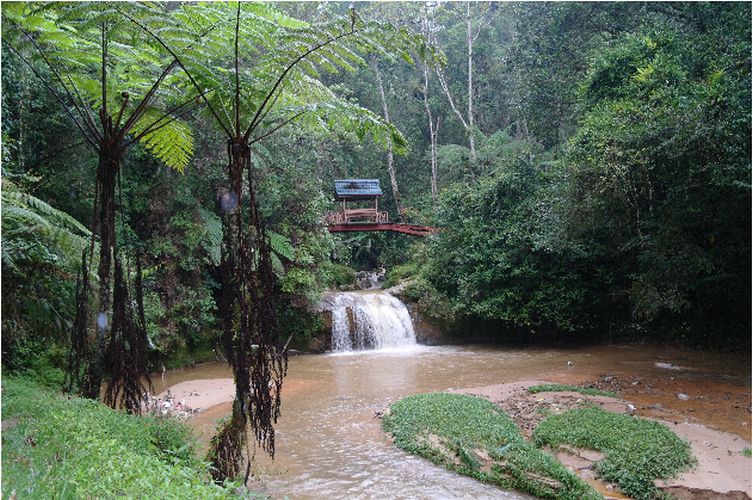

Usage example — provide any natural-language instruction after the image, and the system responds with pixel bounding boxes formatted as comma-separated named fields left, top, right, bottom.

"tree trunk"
left=422, top=63, right=439, bottom=203
left=374, top=62, right=405, bottom=222
left=466, top=2, right=476, bottom=162
left=210, top=138, right=287, bottom=481
left=83, top=136, right=119, bottom=400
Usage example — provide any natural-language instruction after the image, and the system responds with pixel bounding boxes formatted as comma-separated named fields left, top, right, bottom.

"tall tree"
left=421, top=3, right=442, bottom=202
left=131, top=2, right=418, bottom=481
left=374, top=60, right=405, bottom=221
left=435, top=2, right=498, bottom=163
left=2, top=2, right=203, bottom=412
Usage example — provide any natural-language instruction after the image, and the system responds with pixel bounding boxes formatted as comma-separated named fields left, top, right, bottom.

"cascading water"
left=328, top=292, right=417, bottom=352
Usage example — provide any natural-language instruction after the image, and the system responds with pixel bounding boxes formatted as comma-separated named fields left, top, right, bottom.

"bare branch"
left=118, top=7, right=234, bottom=138
left=113, top=92, right=130, bottom=131
left=434, top=66, right=469, bottom=129
left=120, top=14, right=229, bottom=140
left=67, top=75, right=102, bottom=141
left=234, top=2, right=241, bottom=137
left=472, top=4, right=500, bottom=43
left=6, top=17, right=101, bottom=142
left=248, top=83, right=284, bottom=137
left=101, top=22, right=107, bottom=129
left=117, top=60, right=178, bottom=140
left=123, top=87, right=216, bottom=148
left=123, top=105, right=196, bottom=150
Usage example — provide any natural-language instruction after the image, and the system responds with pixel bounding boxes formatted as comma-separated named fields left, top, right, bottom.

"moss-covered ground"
left=2, top=378, right=243, bottom=499
left=384, top=392, right=696, bottom=500
left=382, top=393, right=600, bottom=499
left=534, top=407, right=695, bottom=499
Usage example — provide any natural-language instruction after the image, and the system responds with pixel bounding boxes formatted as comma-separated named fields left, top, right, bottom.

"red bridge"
left=327, top=222, right=438, bottom=237
left=324, top=179, right=438, bottom=237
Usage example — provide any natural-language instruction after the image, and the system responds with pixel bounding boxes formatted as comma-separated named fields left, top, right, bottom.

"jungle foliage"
left=2, top=378, right=242, bottom=498
left=1, top=1, right=749, bottom=408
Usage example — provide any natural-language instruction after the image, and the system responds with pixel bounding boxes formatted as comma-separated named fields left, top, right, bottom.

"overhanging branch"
left=123, top=87, right=216, bottom=148
left=248, top=111, right=305, bottom=145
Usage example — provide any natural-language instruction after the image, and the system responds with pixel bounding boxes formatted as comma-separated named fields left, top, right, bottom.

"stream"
left=155, top=343, right=750, bottom=499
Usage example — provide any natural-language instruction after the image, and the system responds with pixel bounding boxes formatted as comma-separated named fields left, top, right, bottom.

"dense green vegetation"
left=534, top=407, right=695, bottom=499
left=409, top=3, right=751, bottom=348
left=3, top=3, right=749, bottom=381
left=527, top=384, right=617, bottom=398
left=1, top=1, right=748, bottom=495
left=382, top=393, right=599, bottom=499
left=2, top=378, right=241, bottom=498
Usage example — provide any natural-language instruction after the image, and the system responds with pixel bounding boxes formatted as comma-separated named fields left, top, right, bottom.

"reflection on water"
left=157, top=345, right=750, bottom=499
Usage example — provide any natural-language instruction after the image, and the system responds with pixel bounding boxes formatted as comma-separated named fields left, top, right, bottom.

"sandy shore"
left=158, top=378, right=235, bottom=413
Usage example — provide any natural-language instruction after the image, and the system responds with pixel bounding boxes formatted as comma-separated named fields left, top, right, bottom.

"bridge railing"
left=323, top=209, right=389, bottom=225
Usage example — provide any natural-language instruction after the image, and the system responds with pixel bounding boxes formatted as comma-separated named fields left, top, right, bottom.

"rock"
left=677, top=393, right=690, bottom=401
left=655, top=362, right=683, bottom=371
left=356, top=277, right=372, bottom=290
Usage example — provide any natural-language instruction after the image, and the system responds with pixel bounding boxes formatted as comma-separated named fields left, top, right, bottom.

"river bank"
left=452, top=380, right=751, bottom=499
left=157, top=344, right=751, bottom=499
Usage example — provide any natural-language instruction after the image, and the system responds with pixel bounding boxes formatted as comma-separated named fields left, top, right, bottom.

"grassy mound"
left=2, top=378, right=240, bottom=498
left=382, top=393, right=599, bottom=499
left=527, top=384, right=617, bottom=398
left=534, top=407, right=695, bottom=499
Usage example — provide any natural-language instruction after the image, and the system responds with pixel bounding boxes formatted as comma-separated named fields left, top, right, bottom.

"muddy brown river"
left=154, top=344, right=750, bottom=499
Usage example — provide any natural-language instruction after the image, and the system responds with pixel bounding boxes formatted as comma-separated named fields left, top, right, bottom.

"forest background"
left=2, top=1, right=750, bottom=385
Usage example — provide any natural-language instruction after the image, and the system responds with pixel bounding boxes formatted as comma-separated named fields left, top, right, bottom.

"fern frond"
left=130, top=108, right=195, bottom=172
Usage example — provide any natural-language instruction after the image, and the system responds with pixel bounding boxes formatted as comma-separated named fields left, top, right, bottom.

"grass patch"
left=534, top=407, right=695, bottom=500
left=382, top=393, right=599, bottom=499
left=742, top=447, right=752, bottom=458
left=2, top=377, right=241, bottom=498
left=527, top=384, right=618, bottom=398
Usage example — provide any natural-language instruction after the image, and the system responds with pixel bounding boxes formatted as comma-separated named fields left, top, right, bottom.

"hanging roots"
left=207, top=400, right=248, bottom=482
left=102, top=253, right=153, bottom=413
left=208, top=142, right=288, bottom=481
left=67, top=249, right=91, bottom=395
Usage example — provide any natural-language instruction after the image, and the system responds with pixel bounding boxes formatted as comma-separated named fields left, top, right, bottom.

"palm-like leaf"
left=2, top=2, right=199, bottom=172
left=1, top=177, right=91, bottom=273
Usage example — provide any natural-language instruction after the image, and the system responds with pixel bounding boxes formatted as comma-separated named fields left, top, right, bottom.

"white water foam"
left=328, top=292, right=417, bottom=353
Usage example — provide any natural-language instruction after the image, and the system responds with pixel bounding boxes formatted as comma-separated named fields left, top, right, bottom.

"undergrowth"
left=534, top=407, right=695, bottom=499
left=1, top=377, right=242, bottom=498
left=382, top=393, right=599, bottom=499
left=527, top=384, right=618, bottom=398
left=383, top=262, right=418, bottom=288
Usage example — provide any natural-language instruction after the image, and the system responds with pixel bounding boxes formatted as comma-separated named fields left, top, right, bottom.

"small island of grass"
left=382, top=392, right=600, bottom=499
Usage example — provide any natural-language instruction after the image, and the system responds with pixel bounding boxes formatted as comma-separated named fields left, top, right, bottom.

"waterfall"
left=327, top=292, right=417, bottom=352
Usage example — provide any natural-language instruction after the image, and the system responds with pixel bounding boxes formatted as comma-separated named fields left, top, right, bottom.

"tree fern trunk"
left=210, top=139, right=287, bottom=481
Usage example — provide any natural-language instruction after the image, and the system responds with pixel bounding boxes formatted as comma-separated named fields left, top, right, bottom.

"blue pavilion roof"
left=334, top=179, right=383, bottom=198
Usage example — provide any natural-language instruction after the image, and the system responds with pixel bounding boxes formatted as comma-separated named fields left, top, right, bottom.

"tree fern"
left=2, top=177, right=91, bottom=273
